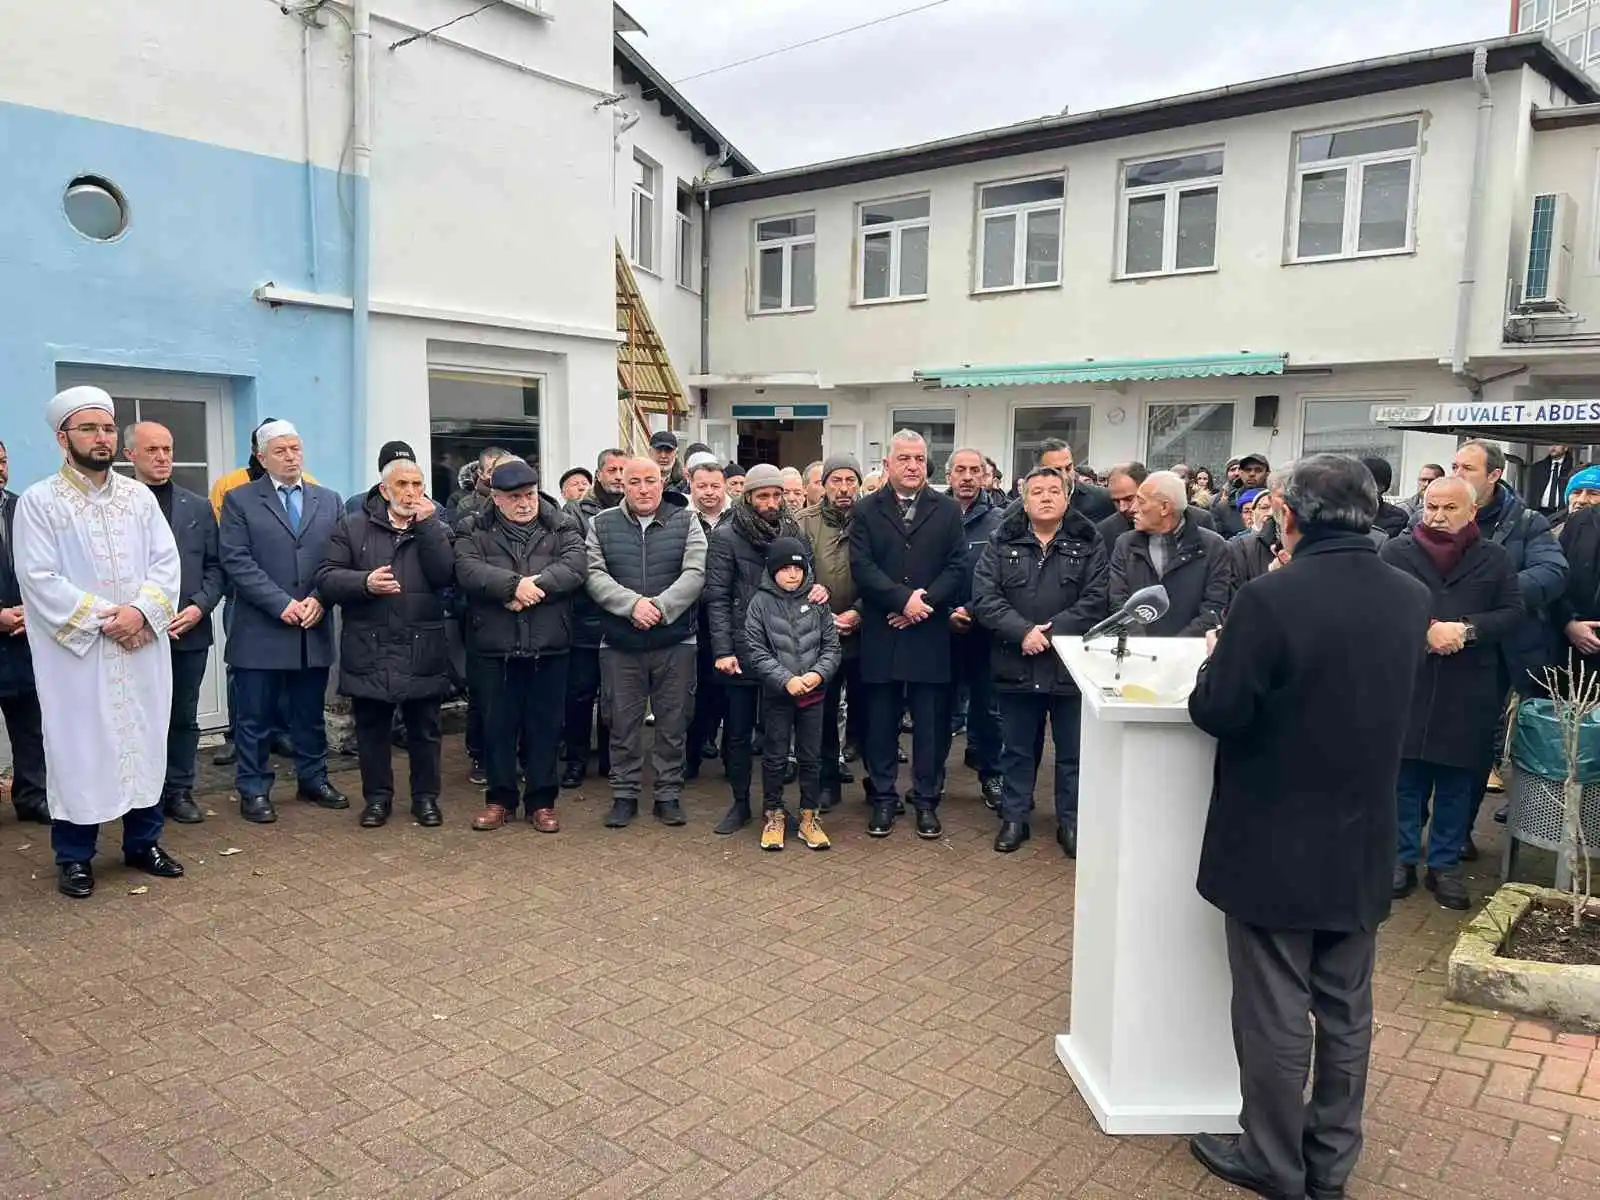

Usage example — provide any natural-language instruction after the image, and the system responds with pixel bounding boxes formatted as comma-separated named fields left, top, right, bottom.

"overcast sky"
left=620, top=0, right=1518, bottom=171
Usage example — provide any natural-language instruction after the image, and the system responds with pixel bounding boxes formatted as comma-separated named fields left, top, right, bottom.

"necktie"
left=281, top=485, right=302, bottom=532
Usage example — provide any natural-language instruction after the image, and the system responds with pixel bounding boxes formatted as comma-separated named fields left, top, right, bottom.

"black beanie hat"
left=766, top=536, right=807, bottom=578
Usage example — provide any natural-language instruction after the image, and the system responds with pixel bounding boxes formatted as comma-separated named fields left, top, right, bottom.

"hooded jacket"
left=705, top=503, right=812, bottom=684
left=741, top=563, right=843, bottom=697
left=972, top=504, right=1109, bottom=694
left=454, top=494, right=587, bottom=658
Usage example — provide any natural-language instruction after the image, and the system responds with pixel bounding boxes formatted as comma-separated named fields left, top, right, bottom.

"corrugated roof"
left=917, top=353, right=1287, bottom=388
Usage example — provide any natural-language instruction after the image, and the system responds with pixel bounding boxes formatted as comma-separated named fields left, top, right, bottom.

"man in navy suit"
left=218, top=420, right=347, bottom=823
left=125, top=422, right=226, bottom=825
left=0, top=439, right=48, bottom=824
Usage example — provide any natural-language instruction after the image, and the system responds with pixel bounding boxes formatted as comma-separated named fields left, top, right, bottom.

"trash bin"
left=1506, top=698, right=1600, bottom=888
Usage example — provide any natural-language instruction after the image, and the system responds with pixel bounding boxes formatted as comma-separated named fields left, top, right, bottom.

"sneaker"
left=1486, top=768, right=1505, bottom=793
left=1392, top=863, right=1417, bottom=899
left=560, top=761, right=584, bottom=789
left=761, top=809, right=786, bottom=851
left=1426, top=868, right=1471, bottom=911
left=468, top=759, right=487, bottom=786
left=980, top=775, right=1003, bottom=810
left=797, top=809, right=831, bottom=851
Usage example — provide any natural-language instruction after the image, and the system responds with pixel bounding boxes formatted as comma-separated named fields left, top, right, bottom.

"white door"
left=701, top=419, right=735, bottom=464
left=824, top=421, right=862, bottom=462
left=56, top=366, right=232, bottom=730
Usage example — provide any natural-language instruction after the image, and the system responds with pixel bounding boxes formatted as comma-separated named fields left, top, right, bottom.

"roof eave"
left=707, top=34, right=1597, bottom=208
left=613, top=36, right=758, bottom=177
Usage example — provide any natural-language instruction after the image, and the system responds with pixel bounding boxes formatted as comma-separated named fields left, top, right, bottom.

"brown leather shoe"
left=471, top=804, right=509, bottom=831
left=529, top=807, right=560, bottom=833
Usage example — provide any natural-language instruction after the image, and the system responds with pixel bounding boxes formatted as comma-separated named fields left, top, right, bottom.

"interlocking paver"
left=0, top=737, right=1593, bottom=1198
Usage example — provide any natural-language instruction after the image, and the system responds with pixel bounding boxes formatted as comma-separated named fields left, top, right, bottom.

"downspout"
left=302, top=20, right=320, bottom=289
left=700, top=184, right=712, bottom=426
left=350, top=0, right=373, bottom=493
left=1451, top=46, right=1493, bottom=390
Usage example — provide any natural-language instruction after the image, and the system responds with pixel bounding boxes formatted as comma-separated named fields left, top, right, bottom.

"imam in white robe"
left=14, top=466, right=181, bottom=826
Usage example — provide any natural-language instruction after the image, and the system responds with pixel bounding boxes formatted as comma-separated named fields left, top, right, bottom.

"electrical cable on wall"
left=390, top=0, right=506, bottom=51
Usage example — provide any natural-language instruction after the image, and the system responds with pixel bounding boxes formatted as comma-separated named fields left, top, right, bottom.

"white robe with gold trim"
left=14, top=467, right=180, bottom=825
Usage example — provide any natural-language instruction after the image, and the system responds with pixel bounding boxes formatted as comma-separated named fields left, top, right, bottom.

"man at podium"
left=1185, top=455, right=1432, bottom=1200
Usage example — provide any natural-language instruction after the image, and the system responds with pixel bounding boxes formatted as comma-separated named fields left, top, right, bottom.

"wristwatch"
left=1462, top=620, right=1478, bottom=646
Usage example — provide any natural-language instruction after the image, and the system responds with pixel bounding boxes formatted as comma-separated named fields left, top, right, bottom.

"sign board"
left=1372, top=401, right=1600, bottom=428
left=1369, top=404, right=1434, bottom=424
left=731, top=403, right=831, bottom=419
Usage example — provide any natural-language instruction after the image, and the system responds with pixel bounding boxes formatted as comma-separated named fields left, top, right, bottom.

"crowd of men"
left=4, top=390, right=1597, bottom=904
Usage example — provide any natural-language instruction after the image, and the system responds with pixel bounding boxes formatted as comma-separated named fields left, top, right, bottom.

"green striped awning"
left=916, top=352, right=1287, bottom=388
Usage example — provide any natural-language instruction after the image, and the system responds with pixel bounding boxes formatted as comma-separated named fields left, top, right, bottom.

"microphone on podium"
left=1082, top=584, right=1169, bottom=644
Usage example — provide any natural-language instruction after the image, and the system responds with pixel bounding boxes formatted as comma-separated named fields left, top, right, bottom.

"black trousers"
left=465, top=652, right=485, bottom=762
left=561, top=647, right=608, bottom=772
left=864, top=681, right=949, bottom=808
left=722, top=684, right=761, bottom=804
left=1226, top=917, right=1376, bottom=1199
left=762, top=695, right=823, bottom=812
left=996, top=690, right=1082, bottom=826
left=351, top=696, right=442, bottom=808
left=164, top=648, right=209, bottom=797
left=474, top=654, right=568, bottom=813
left=819, top=656, right=860, bottom=793
left=686, top=645, right=726, bottom=760
left=0, top=690, right=46, bottom=814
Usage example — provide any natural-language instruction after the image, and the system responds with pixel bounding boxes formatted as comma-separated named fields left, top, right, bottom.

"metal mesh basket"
left=1508, top=767, right=1600, bottom=852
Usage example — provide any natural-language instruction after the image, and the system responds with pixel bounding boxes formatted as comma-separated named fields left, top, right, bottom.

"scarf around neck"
left=1413, top=521, right=1480, bottom=577
left=732, top=496, right=795, bottom=550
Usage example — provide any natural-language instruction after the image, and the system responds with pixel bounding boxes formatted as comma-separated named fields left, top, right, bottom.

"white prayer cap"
left=254, top=419, right=299, bottom=448
left=47, top=386, right=115, bottom=431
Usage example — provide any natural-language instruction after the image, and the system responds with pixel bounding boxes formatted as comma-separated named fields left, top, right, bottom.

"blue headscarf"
left=1567, top=465, right=1600, bottom=501
left=1234, top=487, right=1267, bottom=510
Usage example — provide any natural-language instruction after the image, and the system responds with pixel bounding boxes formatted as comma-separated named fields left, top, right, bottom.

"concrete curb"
left=1447, top=883, right=1600, bottom=1032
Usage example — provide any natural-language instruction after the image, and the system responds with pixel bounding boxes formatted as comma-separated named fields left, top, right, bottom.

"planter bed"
left=1447, top=883, right=1600, bottom=1032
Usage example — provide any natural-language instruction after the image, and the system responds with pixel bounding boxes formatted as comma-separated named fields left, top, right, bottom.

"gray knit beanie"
left=821, top=453, right=863, bottom=485
left=742, top=463, right=784, bottom=493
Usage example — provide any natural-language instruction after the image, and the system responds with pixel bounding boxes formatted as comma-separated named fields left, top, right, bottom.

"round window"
left=63, top=176, right=128, bottom=241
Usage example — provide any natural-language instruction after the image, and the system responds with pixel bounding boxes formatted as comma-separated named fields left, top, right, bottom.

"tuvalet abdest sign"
left=1372, top=400, right=1600, bottom=427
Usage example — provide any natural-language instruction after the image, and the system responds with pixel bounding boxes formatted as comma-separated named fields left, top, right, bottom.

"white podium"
left=1053, top=636, right=1241, bottom=1135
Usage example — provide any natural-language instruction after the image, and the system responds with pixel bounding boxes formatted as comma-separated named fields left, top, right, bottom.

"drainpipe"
left=1451, top=46, right=1493, bottom=389
left=700, top=184, right=712, bottom=428
left=350, top=0, right=373, bottom=494
left=302, top=19, right=319, bottom=290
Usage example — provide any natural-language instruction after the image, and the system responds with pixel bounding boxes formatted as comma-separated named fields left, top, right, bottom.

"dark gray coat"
left=219, top=473, right=342, bottom=670
left=315, top=493, right=457, bottom=700
left=455, top=496, right=587, bottom=659
left=0, top=491, right=33, bottom=697
left=742, top=566, right=842, bottom=696
left=849, top=485, right=965, bottom=685
left=162, top=483, right=226, bottom=655
left=1109, top=519, right=1232, bottom=637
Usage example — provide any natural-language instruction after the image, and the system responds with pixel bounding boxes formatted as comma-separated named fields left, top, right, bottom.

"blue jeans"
left=1396, top=759, right=1478, bottom=870
left=234, top=667, right=330, bottom=796
left=52, top=803, right=163, bottom=865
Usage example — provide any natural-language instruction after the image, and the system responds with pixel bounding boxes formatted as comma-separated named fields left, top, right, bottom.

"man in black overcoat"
left=849, top=430, right=964, bottom=840
left=1187, top=455, right=1433, bottom=1200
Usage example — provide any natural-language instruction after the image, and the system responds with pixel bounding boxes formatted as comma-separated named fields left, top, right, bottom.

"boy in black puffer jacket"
left=742, top=538, right=842, bottom=851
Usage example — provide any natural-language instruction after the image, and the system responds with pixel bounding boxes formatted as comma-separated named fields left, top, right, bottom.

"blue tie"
left=280, top=485, right=302, bottom=532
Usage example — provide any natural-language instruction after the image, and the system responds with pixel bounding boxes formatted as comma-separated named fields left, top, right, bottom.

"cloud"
left=622, top=0, right=1516, bottom=170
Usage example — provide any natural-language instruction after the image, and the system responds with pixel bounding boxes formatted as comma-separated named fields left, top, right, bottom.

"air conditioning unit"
left=1520, top=192, right=1576, bottom=312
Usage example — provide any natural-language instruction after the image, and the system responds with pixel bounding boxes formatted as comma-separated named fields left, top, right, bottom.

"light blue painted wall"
left=0, top=101, right=355, bottom=496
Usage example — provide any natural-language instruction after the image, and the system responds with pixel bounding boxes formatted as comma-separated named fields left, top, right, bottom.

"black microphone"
left=1082, top=585, right=1170, bottom=643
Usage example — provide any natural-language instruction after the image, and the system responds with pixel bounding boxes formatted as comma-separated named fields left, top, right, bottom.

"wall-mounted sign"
left=731, top=403, right=831, bottom=419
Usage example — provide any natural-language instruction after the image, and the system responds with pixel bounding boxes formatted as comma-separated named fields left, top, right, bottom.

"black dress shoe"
left=13, top=801, right=51, bottom=824
left=239, top=793, right=277, bottom=824
left=867, top=802, right=895, bottom=838
left=841, top=743, right=859, bottom=763
left=57, top=861, right=94, bottom=898
left=1057, top=823, right=1077, bottom=858
left=698, top=740, right=721, bottom=762
left=359, top=802, right=390, bottom=828
left=604, top=799, right=637, bottom=828
left=560, top=761, right=585, bottom=789
left=270, top=734, right=296, bottom=758
left=654, top=800, right=687, bottom=826
left=411, top=797, right=443, bottom=827
left=1308, top=1182, right=1346, bottom=1200
left=125, top=845, right=184, bottom=878
left=994, top=821, right=1030, bottom=853
left=1190, top=1133, right=1294, bottom=1200
left=163, top=792, right=204, bottom=824
left=915, top=808, right=942, bottom=840
left=980, top=775, right=1003, bottom=810
left=297, top=781, right=350, bottom=810
left=837, top=759, right=854, bottom=784
left=1392, top=863, right=1417, bottom=899
left=212, top=744, right=236, bottom=767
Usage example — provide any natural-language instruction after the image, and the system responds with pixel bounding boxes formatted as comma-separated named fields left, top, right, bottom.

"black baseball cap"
left=1239, top=453, right=1270, bottom=470
left=649, top=430, right=678, bottom=451
left=559, top=466, right=593, bottom=488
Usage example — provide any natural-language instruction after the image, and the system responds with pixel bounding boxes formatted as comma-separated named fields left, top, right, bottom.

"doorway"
left=428, top=370, right=543, bottom=505
left=736, top=419, right=823, bottom=470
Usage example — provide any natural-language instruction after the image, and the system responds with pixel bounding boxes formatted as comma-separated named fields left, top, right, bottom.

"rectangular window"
left=1011, top=406, right=1091, bottom=485
left=859, top=194, right=930, bottom=302
left=976, top=175, right=1064, bottom=291
left=890, top=408, right=955, bottom=484
left=110, top=395, right=212, bottom=497
left=1518, top=0, right=1551, bottom=27
left=1145, top=401, right=1235, bottom=474
left=1563, top=32, right=1587, bottom=62
left=1119, top=150, right=1223, bottom=277
left=1291, top=119, right=1419, bottom=262
left=1590, top=27, right=1600, bottom=65
left=1301, top=398, right=1404, bottom=467
left=753, top=213, right=816, bottom=312
left=630, top=152, right=658, bottom=273
left=675, top=184, right=698, bottom=291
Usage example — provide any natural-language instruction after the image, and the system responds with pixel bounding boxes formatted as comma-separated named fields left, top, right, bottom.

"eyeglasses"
left=68, top=424, right=118, bottom=437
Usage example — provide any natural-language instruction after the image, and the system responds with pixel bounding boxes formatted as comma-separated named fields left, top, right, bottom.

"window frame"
left=857, top=192, right=932, bottom=305
left=972, top=172, right=1066, bottom=294
left=630, top=151, right=659, bottom=275
left=675, top=183, right=698, bottom=293
left=1116, top=147, right=1225, bottom=279
left=1141, top=399, right=1238, bottom=473
left=1297, top=394, right=1408, bottom=467
left=888, top=406, right=958, bottom=485
left=1518, top=0, right=1551, bottom=28
left=1287, top=117, right=1421, bottom=264
left=752, top=211, right=817, bottom=314
left=1009, top=402, right=1093, bottom=485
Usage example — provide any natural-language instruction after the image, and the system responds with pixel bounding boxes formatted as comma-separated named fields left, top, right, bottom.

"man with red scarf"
left=1379, top=476, right=1522, bottom=910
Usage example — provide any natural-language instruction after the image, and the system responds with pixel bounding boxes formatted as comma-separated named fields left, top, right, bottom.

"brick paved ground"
left=0, top=735, right=1596, bottom=1198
